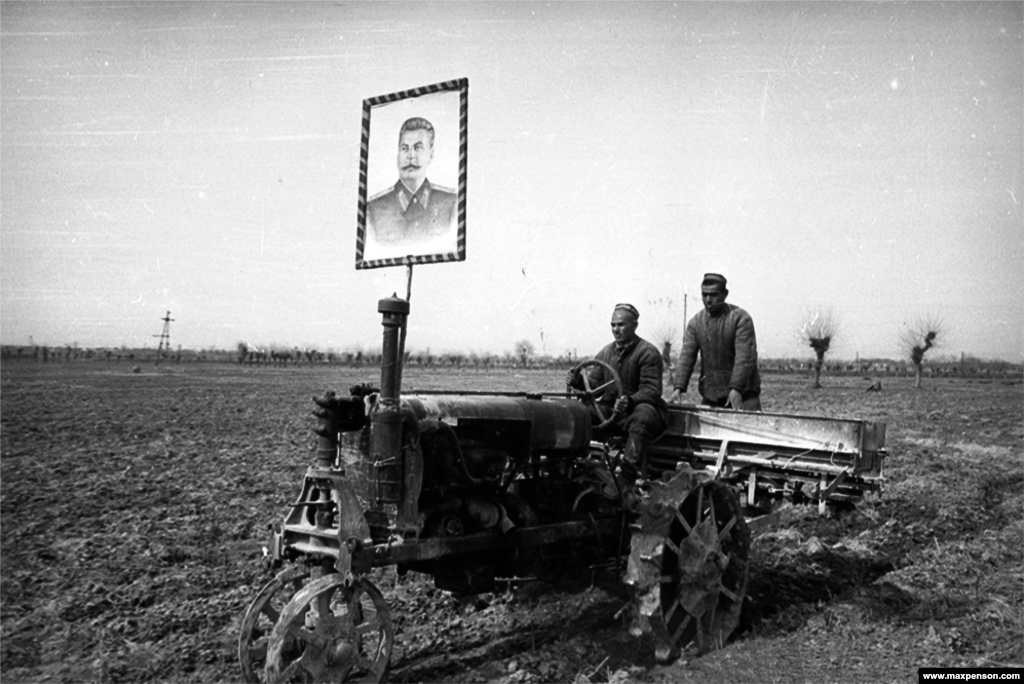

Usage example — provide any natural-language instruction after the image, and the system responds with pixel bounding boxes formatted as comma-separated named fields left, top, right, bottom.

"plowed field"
left=2, top=362, right=1021, bottom=683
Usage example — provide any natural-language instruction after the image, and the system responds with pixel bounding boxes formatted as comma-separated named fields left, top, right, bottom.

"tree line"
left=2, top=342, right=1019, bottom=382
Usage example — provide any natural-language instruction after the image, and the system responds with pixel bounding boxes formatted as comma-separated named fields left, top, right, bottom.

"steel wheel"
left=238, top=565, right=310, bottom=683
left=628, top=473, right=750, bottom=662
left=265, top=574, right=394, bottom=683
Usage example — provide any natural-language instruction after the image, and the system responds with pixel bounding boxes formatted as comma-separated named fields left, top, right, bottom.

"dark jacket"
left=672, top=304, right=760, bottom=402
left=586, top=336, right=669, bottom=420
left=367, top=178, right=457, bottom=243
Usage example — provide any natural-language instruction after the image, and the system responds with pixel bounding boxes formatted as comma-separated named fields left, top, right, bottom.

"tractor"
left=237, top=296, right=886, bottom=682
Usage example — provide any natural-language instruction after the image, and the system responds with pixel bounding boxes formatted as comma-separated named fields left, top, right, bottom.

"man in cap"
left=566, top=303, right=669, bottom=478
left=670, top=273, right=762, bottom=410
left=367, top=116, right=457, bottom=244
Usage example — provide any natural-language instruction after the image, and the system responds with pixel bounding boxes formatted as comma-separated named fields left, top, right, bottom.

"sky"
left=2, top=1, right=1022, bottom=362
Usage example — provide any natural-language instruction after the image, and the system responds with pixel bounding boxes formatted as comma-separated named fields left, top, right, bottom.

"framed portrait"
left=356, top=78, right=468, bottom=270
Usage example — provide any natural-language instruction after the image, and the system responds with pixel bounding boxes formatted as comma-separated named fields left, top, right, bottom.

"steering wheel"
left=567, top=359, right=624, bottom=430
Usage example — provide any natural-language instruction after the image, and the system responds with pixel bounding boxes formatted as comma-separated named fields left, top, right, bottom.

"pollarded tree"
left=513, top=339, right=535, bottom=368
left=650, top=324, right=681, bottom=379
left=799, top=308, right=841, bottom=389
left=900, top=316, right=945, bottom=388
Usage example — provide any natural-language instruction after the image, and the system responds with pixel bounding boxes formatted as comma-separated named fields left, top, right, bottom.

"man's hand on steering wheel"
left=566, top=359, right=624, bottom=430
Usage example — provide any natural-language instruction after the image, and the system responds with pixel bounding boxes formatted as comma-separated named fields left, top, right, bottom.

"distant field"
left=2, top=362, right=1021, bottom=683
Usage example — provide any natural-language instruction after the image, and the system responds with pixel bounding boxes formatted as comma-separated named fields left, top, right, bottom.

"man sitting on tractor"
left=566, top=303, right=669, bottom=479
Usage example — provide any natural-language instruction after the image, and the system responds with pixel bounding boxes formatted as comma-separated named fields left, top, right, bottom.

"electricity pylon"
left=153, top=311, right=173, bottom=365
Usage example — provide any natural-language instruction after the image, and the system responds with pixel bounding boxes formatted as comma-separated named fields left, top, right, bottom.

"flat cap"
left=613, top=302, right=640, bottom=319
left=702, top=273, right=728, bottom=288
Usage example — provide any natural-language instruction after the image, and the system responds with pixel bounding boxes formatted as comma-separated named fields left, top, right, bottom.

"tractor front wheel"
left=265, top=573, right=394, bottom=683
left=238, top=565, right=310, bottom=683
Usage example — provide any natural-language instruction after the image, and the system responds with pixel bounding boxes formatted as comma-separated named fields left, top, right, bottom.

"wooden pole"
left=396, top=262, right=413, bottom=388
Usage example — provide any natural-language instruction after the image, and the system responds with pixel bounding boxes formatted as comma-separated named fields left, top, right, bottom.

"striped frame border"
left=355, top=78, right=468, bottom=270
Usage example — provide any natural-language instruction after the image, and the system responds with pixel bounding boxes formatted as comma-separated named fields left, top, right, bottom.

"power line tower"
left=153, top=311, right=174, bottom=365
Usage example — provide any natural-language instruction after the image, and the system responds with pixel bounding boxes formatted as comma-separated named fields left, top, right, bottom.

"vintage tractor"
left=237, top=297, right=886, bottom=682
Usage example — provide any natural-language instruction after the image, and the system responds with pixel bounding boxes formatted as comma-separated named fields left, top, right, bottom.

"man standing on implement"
left=567, top=303, right=668, bottom=478
left=670, top=273, right=762, bottom=411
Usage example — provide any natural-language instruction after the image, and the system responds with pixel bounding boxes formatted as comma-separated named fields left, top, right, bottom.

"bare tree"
left=900, top=316, right=945, bottom=388
left=799, top=308, right=841, bottom=389
left=513, top=339, right=535, bottom=368
left=649, top=323, right=680, bottom=375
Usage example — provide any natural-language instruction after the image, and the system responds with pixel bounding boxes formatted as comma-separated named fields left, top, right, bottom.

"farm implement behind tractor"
left=238, top=297, right=886, bottom=682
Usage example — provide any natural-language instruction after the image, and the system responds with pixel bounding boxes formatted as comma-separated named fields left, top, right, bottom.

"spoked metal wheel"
left=265, top=574, right=394, bottom=683
left=238, top=565, right=310, bottom=683
left=628, top=471, right=750, bottom=662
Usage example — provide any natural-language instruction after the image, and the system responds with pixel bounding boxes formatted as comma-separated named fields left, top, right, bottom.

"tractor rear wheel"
left=627, top=471, right=750, bottom=662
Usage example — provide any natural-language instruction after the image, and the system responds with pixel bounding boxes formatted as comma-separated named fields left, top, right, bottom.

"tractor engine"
left=364, top=297, right=597, bottom=539
left=365, top=393, right=598, bottom=592
left=263, top=298, right=611, bottom=595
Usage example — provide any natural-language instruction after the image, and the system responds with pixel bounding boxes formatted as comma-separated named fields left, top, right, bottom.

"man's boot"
left=623, top=433, right=652, bottom=481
